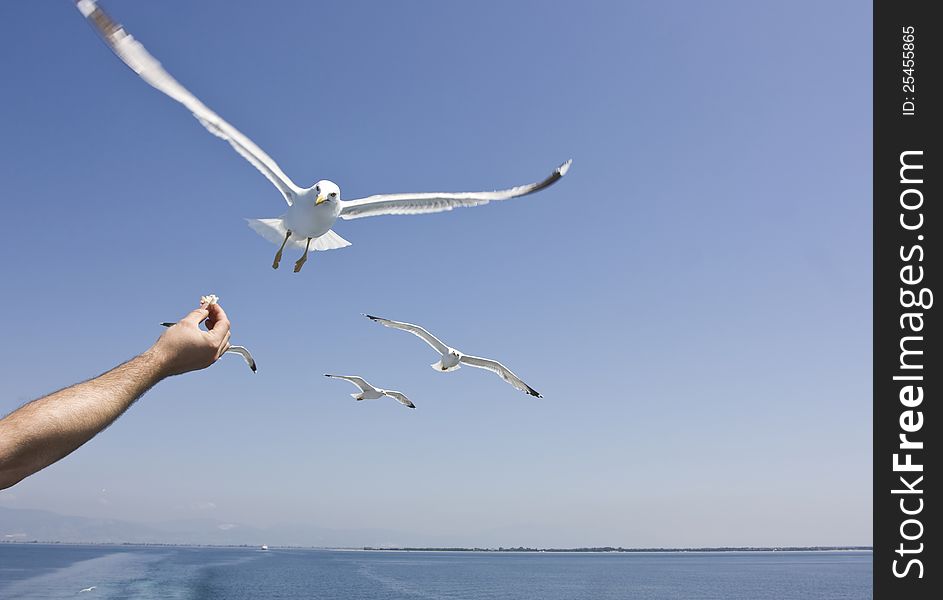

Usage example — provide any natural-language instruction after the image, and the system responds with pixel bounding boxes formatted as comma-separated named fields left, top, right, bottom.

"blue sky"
left=0, top=0, right=871, bottom=547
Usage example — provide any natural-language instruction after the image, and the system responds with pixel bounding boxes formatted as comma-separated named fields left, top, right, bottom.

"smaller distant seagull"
left=325, top=375, right=416, bottom=409
left=364, top=315, right=541, bottom=397
left=79, top=587, right=96, bottom=593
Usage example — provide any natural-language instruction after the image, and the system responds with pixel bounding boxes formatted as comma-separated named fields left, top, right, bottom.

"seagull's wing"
left=225, top=345, right=257, bottom=373
left=459, top=354, right=541, bottom=397
left=364, top=315, right=450, bottom=355
left=75, top=0, right=302, bottom=205
left=324, top=374, right=376, bottom=393
left=338, top=160, right=571, bottom=220
left=383, top=391, right=416, bottom=409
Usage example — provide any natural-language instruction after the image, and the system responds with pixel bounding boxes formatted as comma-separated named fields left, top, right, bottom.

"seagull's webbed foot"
left=293, top=237, right=312, bottom=273
left=273, top=229, right=293, bottom=270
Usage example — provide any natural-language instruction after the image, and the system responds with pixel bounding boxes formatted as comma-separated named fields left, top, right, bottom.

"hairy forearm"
left=0, top=349, right=171, bottom=490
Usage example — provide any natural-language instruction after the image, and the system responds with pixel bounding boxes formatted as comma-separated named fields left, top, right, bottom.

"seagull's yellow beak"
left=315, top=194, right=327, bottom=205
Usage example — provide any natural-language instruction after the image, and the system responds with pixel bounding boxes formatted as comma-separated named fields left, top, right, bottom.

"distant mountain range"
left=0, top=506, right=435, bottom=547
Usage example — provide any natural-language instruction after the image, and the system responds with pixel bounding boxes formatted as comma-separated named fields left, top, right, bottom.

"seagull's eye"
left=330, top=192, right=337, bottom=198
left=315, top=187, right=320, bottom=194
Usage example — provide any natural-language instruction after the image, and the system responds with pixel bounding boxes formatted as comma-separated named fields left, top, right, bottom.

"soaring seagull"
left=75, top=0, right=571, bottom=272
left=325, top=375, right=416, bottom=409
left=364, top=315, right=541, bottom=397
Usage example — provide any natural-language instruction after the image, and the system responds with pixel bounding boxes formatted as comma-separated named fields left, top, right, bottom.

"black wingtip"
left=250, top=364, right=258, bottom=373
left=363, top=314, right=379, bottom=321
left=160, top=322, right=176, bottom=328
left=528, top=387, right=542, bottom=398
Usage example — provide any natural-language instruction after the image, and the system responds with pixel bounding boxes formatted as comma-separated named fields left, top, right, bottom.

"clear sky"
left=0, top=0, right=871, bottom=547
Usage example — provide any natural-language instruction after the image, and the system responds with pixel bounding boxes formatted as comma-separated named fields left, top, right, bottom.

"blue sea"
left=0, top=544, right=871, bottom=599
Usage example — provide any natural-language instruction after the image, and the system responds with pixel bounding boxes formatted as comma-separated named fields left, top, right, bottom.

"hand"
left=149, top=302, right=232, bottom=377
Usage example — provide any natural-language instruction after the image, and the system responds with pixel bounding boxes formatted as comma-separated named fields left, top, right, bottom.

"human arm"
left=0, top=302, right=231, bottom=490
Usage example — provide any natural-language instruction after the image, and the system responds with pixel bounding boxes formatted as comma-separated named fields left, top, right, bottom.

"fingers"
left=216, top=330, right=232, bottom=359
left=162, top=301, right=235, bottom=370
left=205, top=303, right=231, bottom=343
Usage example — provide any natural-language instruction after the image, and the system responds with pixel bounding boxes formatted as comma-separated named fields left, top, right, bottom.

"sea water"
left=0, top=544, right=872, bottom=599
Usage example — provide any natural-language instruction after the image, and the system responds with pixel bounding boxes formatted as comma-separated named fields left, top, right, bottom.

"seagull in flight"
left=79, top=586, right=96, bottom=593
left=75, top=0, right=571, bottom=272
left=364, top=315, right=541, bottom=397
left=325, top=375, right=416, bottom=409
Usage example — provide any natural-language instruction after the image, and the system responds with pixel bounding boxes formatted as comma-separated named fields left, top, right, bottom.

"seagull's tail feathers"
left=311, top=229, right=352, bottom=251
left=246, top=218, right=351, bottom=251
left=431, top=360, right=461, bottom=372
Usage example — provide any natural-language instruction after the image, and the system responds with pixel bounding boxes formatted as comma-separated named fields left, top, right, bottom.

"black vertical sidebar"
left=874, top=1, right=939, bottom=598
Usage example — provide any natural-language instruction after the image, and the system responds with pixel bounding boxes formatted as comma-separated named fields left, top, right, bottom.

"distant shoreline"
left=0, top=540, right=871, bottom=553
left=360, top=546, right=873, bottom=554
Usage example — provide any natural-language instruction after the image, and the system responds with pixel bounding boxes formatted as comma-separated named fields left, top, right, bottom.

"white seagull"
left=76, top=0, right=571, bottom=272
left=364, top=315, right=541, bottom=397
left=325, top=375, right=416, bottom=409
left=79, top=586, right=96, bottom=593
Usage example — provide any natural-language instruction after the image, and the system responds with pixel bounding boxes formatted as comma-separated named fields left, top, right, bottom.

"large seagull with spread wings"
left=76, top=0, right=571, bottom=272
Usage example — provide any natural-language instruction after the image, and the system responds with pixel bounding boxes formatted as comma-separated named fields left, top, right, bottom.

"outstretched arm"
left=0, top=302, right=231, bottom=490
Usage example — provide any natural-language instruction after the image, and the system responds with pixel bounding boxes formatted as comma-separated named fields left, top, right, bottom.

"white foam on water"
left=0, top=550, right=166, bottom=600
